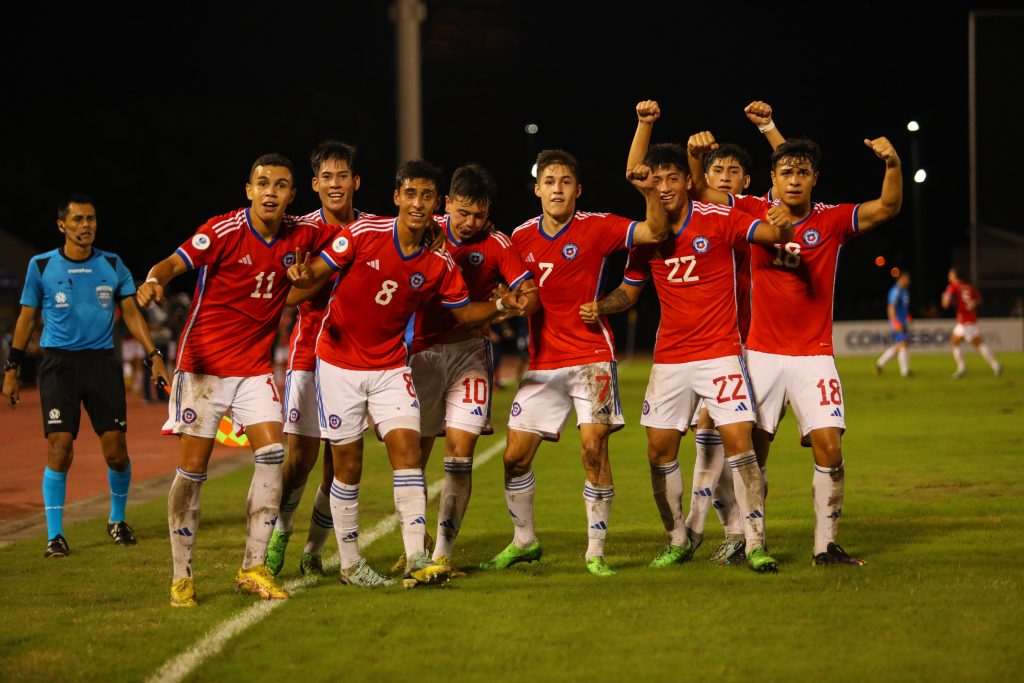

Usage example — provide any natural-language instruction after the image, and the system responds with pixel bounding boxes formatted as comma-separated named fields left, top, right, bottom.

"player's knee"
left=46, top=436, right=74, bottom=470
left=580, top=439, right=605, bottom=472
left=814, top=440, right=843, bottom=467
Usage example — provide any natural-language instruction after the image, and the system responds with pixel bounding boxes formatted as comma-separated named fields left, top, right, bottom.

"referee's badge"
left=96, top=285, right=113, bottom=308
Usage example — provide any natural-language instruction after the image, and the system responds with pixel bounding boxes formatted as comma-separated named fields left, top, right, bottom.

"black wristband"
left=6, top=347, right=25, bottom=366
left=142, top=348, right=163, bottom=369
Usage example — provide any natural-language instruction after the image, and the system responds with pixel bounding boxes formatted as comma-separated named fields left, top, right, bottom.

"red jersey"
left=410, top=215, right=532, bottom=354
left=512, top=211, right=637, bottom=370
left=174, top=208, right=331, bottom=376
left=287, top=209, right=373, bottom=371
left=315, top=217, right=471, bottom=371
left=731, top=194, right=861, bottom=356
left=944, top=281, right=980, bottom=324
left=624, top=201, right=760, bottom=363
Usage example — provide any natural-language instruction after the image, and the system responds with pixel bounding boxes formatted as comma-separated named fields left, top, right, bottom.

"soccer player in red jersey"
left=688, top=129, right=903, bottom=566
left=266, top=140, right=371, bottom=579
left=479, top=143, right=669, bottom=577
left=407, top=163, right=537, bottom=574
left=582, top=101, right=791, bottom=573
left=137, top=154, right=333, bottom=606
left=289, top=159, right=527, bottom=589
left=942, top=267, right=1002, bottom=378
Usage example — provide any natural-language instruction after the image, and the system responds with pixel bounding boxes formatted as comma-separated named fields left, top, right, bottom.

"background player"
left=3, top=194, right=170, bottom=558
left=875, top=271, right=912, bottom=377
left=138, top=154, right=332, bottom=606
left=942, top=267, right=1002, bottom=378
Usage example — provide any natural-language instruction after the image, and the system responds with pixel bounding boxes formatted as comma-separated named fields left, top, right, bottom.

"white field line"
left=147, top=439, right=506, bottom=683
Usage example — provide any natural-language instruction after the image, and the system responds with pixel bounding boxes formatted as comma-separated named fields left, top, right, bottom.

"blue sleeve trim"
left=625, top=221, right=638, bottom=249
left=441, top=296, right=471, bottom=309
left=175, top=248, right=194, bottom=270
left=319, top=252, right=340, bottom=271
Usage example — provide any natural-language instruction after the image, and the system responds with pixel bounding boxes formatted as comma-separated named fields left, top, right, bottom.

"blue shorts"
left=892, top=330, right=909, bottom=344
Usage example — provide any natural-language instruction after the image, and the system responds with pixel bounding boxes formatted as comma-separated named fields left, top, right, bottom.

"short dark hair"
left=704, top=144, right=754, bottom=176
left=58, top=193, right=95, bottom=220
left=395, top=159, right=444, bottom=193
left=643, top=143, right=689, bottom=173
left=310, top=140, right=358, bottom=175
left=770, top=139, right=822, bottom=171
left=535, top=149, right=579, bottom=181
left=449, top=163, right=496, bottom=205
left=250, top=153, right=295, bottom=181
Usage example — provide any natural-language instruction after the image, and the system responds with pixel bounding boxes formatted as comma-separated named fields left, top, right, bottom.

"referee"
left=2, top=194, right=170, bottom=558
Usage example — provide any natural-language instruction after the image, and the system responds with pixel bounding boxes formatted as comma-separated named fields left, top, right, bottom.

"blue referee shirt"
left=20, top=247, right=136, bottom=350
left=887, top=283, right=910, bottom=328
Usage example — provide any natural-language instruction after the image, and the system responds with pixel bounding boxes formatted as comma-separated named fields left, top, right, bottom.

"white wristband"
left=757, top=120, right=776, bottom=134
left=495, top=297, right=508, bottom=312
left=145, top=277, right=159, bottom=285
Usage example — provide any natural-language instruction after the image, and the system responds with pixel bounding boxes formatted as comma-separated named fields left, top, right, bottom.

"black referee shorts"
left=38, top=349, right=127, bottom=438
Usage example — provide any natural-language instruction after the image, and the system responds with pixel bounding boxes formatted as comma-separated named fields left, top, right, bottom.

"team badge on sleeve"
left=802, top=229, right=821, bottom=246
left=562, top=243, right=579, bottom=260
left=332, top=236, right=350, bottom=253
left=468, top=250, right=485, bottom=267
left=409, top=272, right=425, bottom=290
left=692, top=236, right=710, bottom=253
left=192, top=234, right=211, bottom=250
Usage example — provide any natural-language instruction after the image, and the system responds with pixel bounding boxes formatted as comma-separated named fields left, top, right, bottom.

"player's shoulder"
left=91, top=247, right=125, bottom=264
left=692, top=200, right=732, bottom=218
left=483, top=227, right=514, bottom=249
left=349, top=215, right=394, bottom=235
left=428, top=246, right=459, bottom=271
left=30, top=248, right=62, bottom=264
left=512, top=216, right=541, bottom=241
left=198, top=208, right=247, bottom=238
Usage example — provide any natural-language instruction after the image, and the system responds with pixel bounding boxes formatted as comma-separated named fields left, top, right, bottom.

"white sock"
left=244, top=445, right=285, bottom=569
left=433, top=457, right=473, bottom=559
left=505, top=471, right=537, bottom=548
left=813, top=460, right=845, bottom=555
left=876, top=345, right=897, bottom=367
left=760, top=464, right=768, bottom=499
left=728, top=451, right=766, bottom=550
left=168, top=468, right=205, bottom=581
left=713, top=459, right=742, bottom=535
left=304, top=484, right=333, bottom=554
left=952, top=345, right=965, bottom=372
left=393, top=468, right=427, bottom=559
left=584, top=482, right=614, bottom=560
left=686, top=429, right=723, bottom=537
left=897, top=348, right=909, bottom=376
left=275, top=482, right=306, bottom=534
left=651, top=459, right=686, bottom=546
left=978, top=343, right=999, bottom=370
left=329, top=479, right=361, bottom=569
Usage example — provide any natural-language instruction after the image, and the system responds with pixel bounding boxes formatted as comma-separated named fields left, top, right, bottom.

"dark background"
left=2, top=2, right=1021, bottom=347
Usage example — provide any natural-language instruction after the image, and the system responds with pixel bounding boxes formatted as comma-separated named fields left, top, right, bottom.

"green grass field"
left=2, top=353, right=1022, bottom=683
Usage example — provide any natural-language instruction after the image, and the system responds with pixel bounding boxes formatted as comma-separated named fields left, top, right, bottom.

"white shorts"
left=163, top=371, right=283, bottom=439
left=283, top=370, right=321, bottom=438
left=952, top=323, right=981, bottom=342
left=745, top=350, right=845, bottom=436
left=641, top=357, right=755, bottom=433
left=409, top=338, right=493, bottom=437
left=316, top=360, right=419, bottom=444
left=507, top=361, right=624, bottom=441
left=689, top=398, right=707, bottom=428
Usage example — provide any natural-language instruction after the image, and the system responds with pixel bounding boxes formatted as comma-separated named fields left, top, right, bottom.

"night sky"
left=2, top=2, right=1022, bottom=340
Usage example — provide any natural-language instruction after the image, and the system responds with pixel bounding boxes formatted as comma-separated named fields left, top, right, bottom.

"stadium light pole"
left=391, top=0, right=426, bottom=164
left=908, top=121, right=926, bottom=296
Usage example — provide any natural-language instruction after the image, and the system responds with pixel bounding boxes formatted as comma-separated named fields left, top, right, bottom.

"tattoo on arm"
left=597, top=288, right=633, bottom=315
